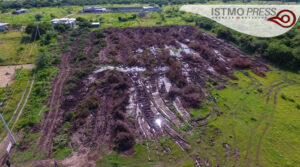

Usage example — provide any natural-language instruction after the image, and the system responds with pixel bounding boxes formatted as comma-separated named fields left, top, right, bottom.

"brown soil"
left=35, top=25, right=268, bottom=165
left=0, top=64, right=34, bottom=88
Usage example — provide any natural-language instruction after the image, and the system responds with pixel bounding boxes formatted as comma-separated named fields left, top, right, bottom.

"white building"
left=0, top=23, right=9, bottom=31
left=51, top=18, right=76, bottom=28
left=91, top=22, right=100, bottom=27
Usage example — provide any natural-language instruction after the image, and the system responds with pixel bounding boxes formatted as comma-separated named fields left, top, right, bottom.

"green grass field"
left=0, top=69, right=31, bottom=136
left=0, top=31, right=37, bottom=65
left=205, top=69, right=300, bottom=167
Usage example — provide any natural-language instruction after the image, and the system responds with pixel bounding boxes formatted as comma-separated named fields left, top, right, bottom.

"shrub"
left=263, top=43, right=294, bottom=67
left=54, top=24, right=71, bottom=33
left=35, top=53, right=50, bottom=70
left=75, top=96, right=99, bottom=118
left=281, top=94, right=287, bottom=100
left=296, top=104, right=300, bottom=110
left=34, top=14, right=43, bottom=21
left=0, top=57, right=5, bottom=63
left=217, top=28, right=237, bottom=43
left=196, top=17, right=215, bottom=30
left=253, top=40, right=269, bottom=54
left=76, top=17, right=91, bottom=28
left=257, top=88, right=263, bottom=93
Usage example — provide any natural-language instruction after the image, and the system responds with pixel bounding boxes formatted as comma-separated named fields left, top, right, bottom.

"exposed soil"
left=0, top=64, right=33, bottom=87
left=35, top=25, right=268, bottom=165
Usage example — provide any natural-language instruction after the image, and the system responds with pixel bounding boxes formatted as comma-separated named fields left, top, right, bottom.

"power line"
left=0, top=22, right=40, bottom=145
left=3, top=24, right=38, bottom=126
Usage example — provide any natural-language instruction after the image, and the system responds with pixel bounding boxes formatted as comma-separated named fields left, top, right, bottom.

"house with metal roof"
left=83, top=6, right=107, bottom=13
left=51, top=18, right=76, bottom=28
left=0, top=23, right=9, bottom=31
left=12, top=9, right=29, bottom=15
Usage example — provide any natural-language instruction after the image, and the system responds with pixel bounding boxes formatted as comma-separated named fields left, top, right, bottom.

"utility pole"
left=0, top=113, right=16, bottom=145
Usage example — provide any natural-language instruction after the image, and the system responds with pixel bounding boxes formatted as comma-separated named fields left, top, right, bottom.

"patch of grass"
left=11, top=132, right=47, bottom=163
left=52, top=147, right=72, bottom=159
left=15, top=66, right=58, bottom=132
left=202, top=69, right=300, bottom=167
left=0, top=31, right=36, bottom=65
left=0, top=69, right=31, bottom=136
left=189, top=104, right=211, bottom=120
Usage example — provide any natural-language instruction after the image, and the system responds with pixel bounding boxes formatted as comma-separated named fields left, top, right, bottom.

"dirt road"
left=39, top=53, right=71, bottom=154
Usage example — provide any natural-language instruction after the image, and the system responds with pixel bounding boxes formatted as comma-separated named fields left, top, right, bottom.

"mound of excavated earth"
left=38, top=25, right=267, bottom=162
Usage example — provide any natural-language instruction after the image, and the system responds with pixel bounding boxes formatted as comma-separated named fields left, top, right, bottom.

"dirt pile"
left=38, top=26, right=267, bottom=161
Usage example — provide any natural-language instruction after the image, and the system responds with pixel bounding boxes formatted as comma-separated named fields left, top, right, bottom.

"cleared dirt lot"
left=0, top=64, right=33, bottom=87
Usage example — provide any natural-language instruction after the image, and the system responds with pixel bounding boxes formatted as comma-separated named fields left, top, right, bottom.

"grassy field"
left=0, top=6, right=82, bottom=25
left=0, top=69, right=31, bottom=136
left=204, top=68, right=300, bottom=167
left=0, top=31, right=37, bottom=65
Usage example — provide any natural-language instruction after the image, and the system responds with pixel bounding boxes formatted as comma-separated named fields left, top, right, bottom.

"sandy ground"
left=0, top=64, right=33, bottom=88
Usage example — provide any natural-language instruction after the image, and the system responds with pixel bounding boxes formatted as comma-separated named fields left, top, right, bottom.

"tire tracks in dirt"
left=39, top=53, right=71, bottom=154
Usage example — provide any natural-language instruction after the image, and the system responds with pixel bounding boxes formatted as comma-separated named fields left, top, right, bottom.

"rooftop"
left=0, top=23, right=9, bottom=26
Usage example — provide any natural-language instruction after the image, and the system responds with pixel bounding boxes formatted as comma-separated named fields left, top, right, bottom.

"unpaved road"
left=39, top=53, right=71, bottom=154
left=0, top=64, right=33, bottom=87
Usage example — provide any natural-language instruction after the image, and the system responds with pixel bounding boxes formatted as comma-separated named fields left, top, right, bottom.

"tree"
left=25, top=23, right=51, bottom=40
left=76, top=17, right=91, bottom=28
left=35, top=14, right=43, bottom=21
left=264, top=43, right=294, bottom=66
left=217, top=28, right=237, bottom=43
left=54, top=24, right=70, bottom=33
left=35, top=53, right=50, bottom=70
left=196, top=17, right=215, bottom=30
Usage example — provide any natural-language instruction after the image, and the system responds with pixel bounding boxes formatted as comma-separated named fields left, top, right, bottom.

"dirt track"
left=38, top=52, right=71, bottom=154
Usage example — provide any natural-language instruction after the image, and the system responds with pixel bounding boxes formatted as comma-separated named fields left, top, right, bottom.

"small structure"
left=143, top=6, right=162, bottom=12
left=91, top=22, right=100, bottom=27
left=0, top=23, right=9, bottom=31
left=12, top=9, right=28, bottom=15
left=51, top=18, right=76, bottom=28
left=83, top=6, right=107, bottom=13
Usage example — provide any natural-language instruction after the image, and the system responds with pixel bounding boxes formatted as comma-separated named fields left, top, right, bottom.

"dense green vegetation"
left=196, top=17, right=300, bottom=70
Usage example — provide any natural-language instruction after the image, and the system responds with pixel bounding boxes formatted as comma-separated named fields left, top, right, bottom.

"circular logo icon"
left=267, top=9, right=296, bottom=28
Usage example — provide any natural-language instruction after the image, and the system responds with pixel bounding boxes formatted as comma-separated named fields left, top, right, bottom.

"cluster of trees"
left=196, top=17, right=300, bottom=70
left=118, top=14, right=137, bottom=22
